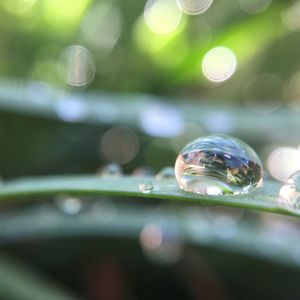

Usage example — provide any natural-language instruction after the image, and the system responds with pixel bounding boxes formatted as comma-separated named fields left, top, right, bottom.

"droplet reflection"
left=139, top=181, right=154, bottom=193
left=175, top=134, right=263, bottom=195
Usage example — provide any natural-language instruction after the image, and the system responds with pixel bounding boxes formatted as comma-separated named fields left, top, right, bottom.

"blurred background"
left=1, top=0, right=300, bottom=299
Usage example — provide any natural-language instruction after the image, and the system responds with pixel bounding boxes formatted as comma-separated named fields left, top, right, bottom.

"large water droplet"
left=139, top=181, right=154, bottom=193
left=175, top=134, right=263, bottom=195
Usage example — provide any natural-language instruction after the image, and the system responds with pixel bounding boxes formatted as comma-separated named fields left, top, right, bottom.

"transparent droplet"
left=278, top=171, right=300, bottom=209
left=54, top=195, right=82, bottom=215
left=98, top=163, right=123, bottom=177
left=139, top=181, right=154, bottom=193
left=175, top=134, right=263, bottom=195
left=156, top=167, right=175, bottom=179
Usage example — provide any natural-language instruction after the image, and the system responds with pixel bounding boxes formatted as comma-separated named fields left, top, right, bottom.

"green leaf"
left=0, top=175, right=296, bottom=218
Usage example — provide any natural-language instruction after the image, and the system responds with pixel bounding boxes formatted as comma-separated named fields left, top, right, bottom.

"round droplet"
left=54, top=195, right=82, bottom=215
left=278, top=171, right=300, bottom=209
left=98, top=163, right=123, bottom=177
left=175, top=134, right=263, bottom=195
left=139, top=181, right=154, bottom=193
left=156, top=167, right=175, bottom=179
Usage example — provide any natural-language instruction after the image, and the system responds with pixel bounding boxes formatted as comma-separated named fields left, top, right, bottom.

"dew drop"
left=155, top=166, right=175, bottom=180
left=98, top=163, right=123, bottom=177
left=54, top=195, right=82, bottom=215
left=175, top=134, right=263, bottom=195
left=139, top=181, right=154, bottom=193
left=278, top=171, right=300, bottom=209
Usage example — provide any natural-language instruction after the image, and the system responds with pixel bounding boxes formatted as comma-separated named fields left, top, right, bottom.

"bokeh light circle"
left=144, top=0, right=182, bottom=35
left=81, top=2, right=122, bottom=53
left=202, top=46, right=237, bottom=83
left=239, top=0, right=272, bottom=14
left=177, top=0, right=213, bottom=15
left=268, top=147, right=300, bottom=182
left=100, top=127, right=139, bottom=164
left=57, top=45, right=95, bottom=87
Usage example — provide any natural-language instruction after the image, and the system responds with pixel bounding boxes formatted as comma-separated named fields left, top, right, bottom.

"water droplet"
left=98, top=163, right=122, bottom=177
left=156, top=167, right=175, bottom=179
left=54, top=195, right=82, bottom=215
left=278, top=171, right=300, bottom=209
left=139, top=181, right=154, bottom=193
left=175, top=134, right=263, bottom=195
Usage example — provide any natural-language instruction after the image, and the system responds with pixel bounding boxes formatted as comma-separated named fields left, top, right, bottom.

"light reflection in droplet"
left=267, top=147, right=300, bottom=182
left=57, top=45, right=95, bottom=87
left=81, top=2, right=122, bottom=54
left=100, top=127, right=139, bottom=164
left=202, top=47, right=237, bottom=83
left=144, top=0, right=182, bottom=35
left=177, top=0, right=213, bottom=15
left=243, top=73, right=285, bottom=114
left=239, top=0, right=272, bottom=14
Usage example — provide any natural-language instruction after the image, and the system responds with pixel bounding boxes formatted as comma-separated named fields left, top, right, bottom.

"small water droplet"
left=139, top=181, right=154, bottom=193
left=278, top=171, right=300, bottom=209
left=54, top=195, right=82, bottom=215
left=155, top=166, right=175, bottom=180
left=98, top=163, right=122, bottom=177
left=175, top=134, right=263, bottom=195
